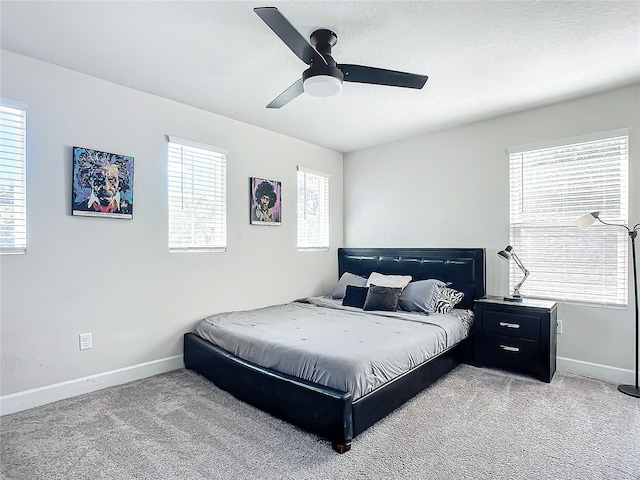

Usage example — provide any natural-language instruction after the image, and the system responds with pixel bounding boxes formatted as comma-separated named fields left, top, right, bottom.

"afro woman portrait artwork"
left=250, top=177, right=281, bottom=225
left=72, top=147, right=134, bottom=219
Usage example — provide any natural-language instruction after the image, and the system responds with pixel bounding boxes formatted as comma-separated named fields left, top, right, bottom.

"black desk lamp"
left=498, top=245, right=529, bottom=302
left=575, top=211, right=639, bottom=398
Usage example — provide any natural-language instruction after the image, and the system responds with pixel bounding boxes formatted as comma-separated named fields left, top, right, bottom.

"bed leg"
left=332, top=442, right=351, bottom=454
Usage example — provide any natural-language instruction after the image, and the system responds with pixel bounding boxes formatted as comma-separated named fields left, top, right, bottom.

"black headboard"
left=338, top=248, right=486, bottom=310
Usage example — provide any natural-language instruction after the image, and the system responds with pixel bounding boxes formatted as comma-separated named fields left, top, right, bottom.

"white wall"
left=0, top=51, right=343, bottom=402
left=2, top=48, right=636, bottom=411
left=344, top=84, right=640, bottom=383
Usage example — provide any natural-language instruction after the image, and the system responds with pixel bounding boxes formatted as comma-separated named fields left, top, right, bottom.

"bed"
left=184, top=247, right=486, bottom=453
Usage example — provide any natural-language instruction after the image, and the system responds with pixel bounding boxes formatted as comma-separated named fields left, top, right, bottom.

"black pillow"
left=342, top=285, right=369, bottom=308
left=363, top=285, right=403, bottom=312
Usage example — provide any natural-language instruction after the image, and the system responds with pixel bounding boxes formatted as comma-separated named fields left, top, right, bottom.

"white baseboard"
left=1, top=355, right=634, bottom=415
left=0, top=355, right=184, bottom=416
left=557, top=356, right=638, bottom=385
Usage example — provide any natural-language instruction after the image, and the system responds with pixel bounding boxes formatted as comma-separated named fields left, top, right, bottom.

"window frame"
left=297, top=166, right=330, bottom=251
left=167, top=135, right=227, bottom=253
left=0, top=100, right=27, bottom=255
left=507, top=128, right=629, bottom=307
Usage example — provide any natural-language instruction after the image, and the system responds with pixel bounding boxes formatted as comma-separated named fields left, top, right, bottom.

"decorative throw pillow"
left=398, top=279, right=447, bottom=314
left=430, top=287, right=465, bottom=314
left=342, top=285, right=369, bottom=308
left=366, top=272, right=412, bottom=289
left=329, top=272, right=368, bottom=300
left=363, top=285, right=403, bottom=312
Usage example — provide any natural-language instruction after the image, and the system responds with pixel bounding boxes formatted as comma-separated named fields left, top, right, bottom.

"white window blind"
left=0, top=105, right=27, bottom=255
left=168, top=137, right=227, bottom=252
left=508, top=130, right=629, bottom=306
left=297, top=167, right=330, bottom=250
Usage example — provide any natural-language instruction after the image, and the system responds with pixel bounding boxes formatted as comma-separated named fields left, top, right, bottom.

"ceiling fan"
left=254, top=7, right=429, bottom=108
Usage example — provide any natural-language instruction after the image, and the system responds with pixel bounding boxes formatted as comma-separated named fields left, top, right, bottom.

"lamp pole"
left=592, top=215, right=639, bottom=397
left=510, top=251, right=530, bottom=298
left=619, top=228, right=639, bottom=397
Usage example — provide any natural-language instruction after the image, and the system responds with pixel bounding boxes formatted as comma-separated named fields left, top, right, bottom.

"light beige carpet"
left=1, top=365, right=638, bottom=479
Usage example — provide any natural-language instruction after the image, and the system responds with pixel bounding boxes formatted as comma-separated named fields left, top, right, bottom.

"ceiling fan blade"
left=338, top=64, right=428, bottom=89
left=254, top=7, right=326, bottom=66
left=266, top=78, right=304, bottom=108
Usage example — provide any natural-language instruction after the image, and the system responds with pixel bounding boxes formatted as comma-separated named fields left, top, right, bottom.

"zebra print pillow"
left=430, top=287, right=464, bottom=314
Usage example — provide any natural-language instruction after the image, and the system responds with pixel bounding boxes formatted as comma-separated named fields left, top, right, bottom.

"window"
left=168, top=136, right=227, bottom=252
left=508, top=129, right=629, bottom=306
left=297, top=167, right=330, bottom=250
left=0, top=104, right=27, bottom=255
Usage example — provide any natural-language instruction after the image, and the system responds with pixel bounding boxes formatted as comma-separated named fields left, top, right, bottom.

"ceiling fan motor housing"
left=303, top=64, right=344, bottom=83
left=303, top=29, right=344, bottom=96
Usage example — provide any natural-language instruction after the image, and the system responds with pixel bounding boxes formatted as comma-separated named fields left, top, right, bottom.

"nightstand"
left=473, top=296, right=558, bottom=382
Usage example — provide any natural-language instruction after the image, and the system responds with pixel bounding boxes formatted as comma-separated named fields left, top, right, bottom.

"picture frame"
left=250, top=177, right=281, bottom=225
left=72, top=147, right=134, bottom=219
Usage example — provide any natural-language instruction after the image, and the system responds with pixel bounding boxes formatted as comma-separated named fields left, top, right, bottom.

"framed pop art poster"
left=250, top=177, right=281, bottom=225
left=72, top=147, right=134, bottom=219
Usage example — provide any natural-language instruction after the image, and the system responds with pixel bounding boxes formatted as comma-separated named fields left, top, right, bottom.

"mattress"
left=193, top=296, right=473, bottom=400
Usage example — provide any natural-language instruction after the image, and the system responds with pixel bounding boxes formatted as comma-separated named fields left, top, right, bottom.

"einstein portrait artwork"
left=72, top=147, right=134, bottom=219
left=250, top=177, right=281, bottom=225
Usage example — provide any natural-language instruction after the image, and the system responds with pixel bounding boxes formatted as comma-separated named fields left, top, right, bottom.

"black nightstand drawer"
left=474, top=297, right=557, bottom=382
left=482, top=311, right=540, bottom=340
left=481, top=333, right=540, bottom=364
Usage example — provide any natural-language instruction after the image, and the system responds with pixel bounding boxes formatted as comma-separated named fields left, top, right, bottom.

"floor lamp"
left=575, top=211, right=639, bottom=398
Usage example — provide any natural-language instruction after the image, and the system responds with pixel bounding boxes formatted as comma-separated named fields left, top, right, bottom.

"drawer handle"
left=499, top=322, right=520, bottom=329
left=500, top=345, right=520, bottom=352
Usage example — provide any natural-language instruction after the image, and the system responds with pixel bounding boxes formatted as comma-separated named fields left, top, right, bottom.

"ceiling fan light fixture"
left=303, top=75, right=342, bottom=98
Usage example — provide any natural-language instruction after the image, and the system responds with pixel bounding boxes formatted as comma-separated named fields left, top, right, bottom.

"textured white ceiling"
left=2, top=1, right=639, bottom=153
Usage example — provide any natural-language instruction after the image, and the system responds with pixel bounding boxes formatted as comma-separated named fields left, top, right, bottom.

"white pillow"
left=366, top=272, right=412, bottom=289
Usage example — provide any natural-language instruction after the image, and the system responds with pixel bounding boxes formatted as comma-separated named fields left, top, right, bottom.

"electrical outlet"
left=557, top=320, right=563, bottom=335
left=79, top=333, right=92, bottom=350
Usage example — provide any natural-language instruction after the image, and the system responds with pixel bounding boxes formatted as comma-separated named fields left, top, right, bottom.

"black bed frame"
left=184, top=248, right=485, bottom=453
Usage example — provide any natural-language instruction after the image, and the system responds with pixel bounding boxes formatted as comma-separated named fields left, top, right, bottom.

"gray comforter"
left=194, top=296, right=473, bottom=400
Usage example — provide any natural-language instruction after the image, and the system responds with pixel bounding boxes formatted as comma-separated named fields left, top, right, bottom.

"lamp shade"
left=303, top=75, right=342, bottom=97
left=574, top=211, right=599, bottom=230
left=497, top=245, right=513, bottom=260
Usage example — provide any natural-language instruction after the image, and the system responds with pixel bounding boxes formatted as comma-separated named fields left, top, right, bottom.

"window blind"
left=0, top=105, right=27, bottom=254
left=297, top=167, right=330, bottom=250
left=168, top=138, right=227, bottom=252
left=508, top=131, right=629, bottom=306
